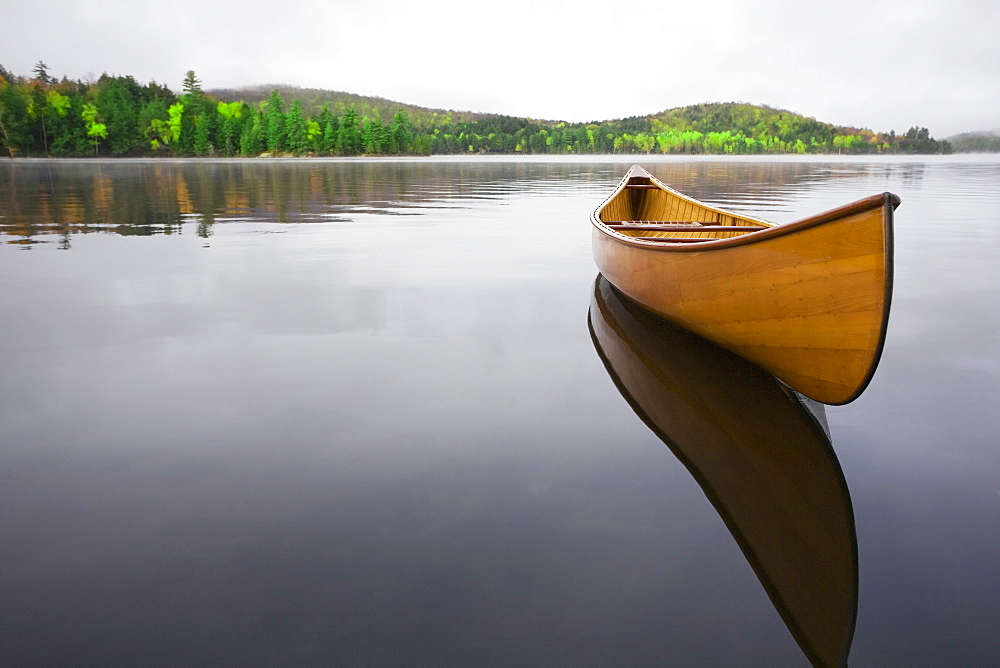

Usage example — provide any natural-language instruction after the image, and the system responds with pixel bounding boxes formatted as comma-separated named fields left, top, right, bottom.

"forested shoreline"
left=1, top=63, right=954, bottom=158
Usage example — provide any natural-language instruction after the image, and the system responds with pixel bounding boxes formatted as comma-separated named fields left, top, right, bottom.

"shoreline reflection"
left=589, top=274, right=857, bottom=667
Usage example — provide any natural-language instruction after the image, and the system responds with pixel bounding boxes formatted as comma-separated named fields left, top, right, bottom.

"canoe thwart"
left=603, top=220, right=716, bottom=225
left=608, top=224, right=769, bottom=232
left=630, top=236, right=717, bottom=243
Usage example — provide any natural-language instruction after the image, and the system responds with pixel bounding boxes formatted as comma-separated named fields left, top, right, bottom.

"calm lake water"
left=2, top=156, right=998, bottom=665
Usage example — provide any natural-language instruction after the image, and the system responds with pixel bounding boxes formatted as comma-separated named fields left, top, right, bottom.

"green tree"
left=264, top=89, right=286, bottom=153
left=285, top=99, right=308, bottom=154
left=172, top=71, right=214, bottom=153
left=33, top=61, right=53, bottom=85
left=391, top=109, right=412, bottom=154
left=95, top=75, right=141, bottom=154
left=29, top=80, right=50, bottom=155
left=897, top=126, right=946, bottom=153
left=321, top=116, right=339, bottom=154
left=81, top=102, right=107, bottom=155
left=337, top=107, right=362, bottom=155
left=633, top=132, right=655, bottom=153
left=46, top=90, right=70, bottom=116
left=411, top=133, right=432, bottom=155
left=0, top=74, right=36, bottom=156
left=312, top=103, right=337, bottom=153
left=139, top=98, right=170, bottom=150
left=193, top=112, right=212, bottom=155
left=306, top=119, right=321, bottom=150
left=182, top=70, right=202, bottom=96
left=217, top=101, right=244, bottom=156
left=362, top=117, right=388, bottom=154
left=167, top=102, right=184, bottom=144
left=239, top=107, right=265, bottom=155
left=48, top=91, right=90, bottom=155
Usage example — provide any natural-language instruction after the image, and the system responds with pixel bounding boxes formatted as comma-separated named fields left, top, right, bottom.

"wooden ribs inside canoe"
left=597, top=168, right=778, bottom=242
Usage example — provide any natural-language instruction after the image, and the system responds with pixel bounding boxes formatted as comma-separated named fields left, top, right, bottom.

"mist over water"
left=2, top=156, right=998, bottom=665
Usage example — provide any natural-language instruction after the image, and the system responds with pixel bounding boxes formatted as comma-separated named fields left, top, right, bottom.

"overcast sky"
left=3, top=0, right=997, bottom=137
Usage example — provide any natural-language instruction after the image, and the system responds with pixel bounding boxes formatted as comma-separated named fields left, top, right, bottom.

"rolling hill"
left=207, top=84, right=950, bottom=155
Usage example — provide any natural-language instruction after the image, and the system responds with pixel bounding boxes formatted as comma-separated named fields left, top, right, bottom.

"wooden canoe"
left=591, top=165, right=898, bottom=405
left=589, top=275, right=858, bottom=667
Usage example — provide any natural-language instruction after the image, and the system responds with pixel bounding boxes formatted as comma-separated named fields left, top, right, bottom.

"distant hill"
left=209, top=85, right=855, bottom=133
left=206, top=85, right=929, bottom=149
left=207, top=84, right=497, bottom=128
left=946, top=130, right=1000, bottom=152
left=170, top=86, right=961, bottom=155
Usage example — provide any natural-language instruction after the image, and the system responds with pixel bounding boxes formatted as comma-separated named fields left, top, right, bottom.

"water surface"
left=2, top=156, right=998, bottom=665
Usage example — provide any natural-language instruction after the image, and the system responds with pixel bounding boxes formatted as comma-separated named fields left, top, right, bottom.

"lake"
left=2, top=156, right=998, bottom=665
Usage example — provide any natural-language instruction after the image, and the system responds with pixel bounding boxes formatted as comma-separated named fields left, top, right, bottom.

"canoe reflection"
left=589, top=274, right=857, bottom=668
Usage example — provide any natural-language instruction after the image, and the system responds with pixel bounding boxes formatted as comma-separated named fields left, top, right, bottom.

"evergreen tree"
left=182, top=70, right=202, bottom=96
left=285, top=99, right=308, bottom=154
left=216, top=101, right=244, bottom=156
left=95, top=75, right=141, bottom=155
left=43, top=89, right=72, bottom=153
left=362, top=118, right=386, bottom=154
left=313, top=103, right=338, bottom=154
left=33, top=61, right=53, bottom=85
left=193, top=112, right=212, bottom=155
left=321, top=117, right=339, bottom=154
left=264, top=89, right=286, bottom=153
left=30, top=77, right=50, bottom=154
left=0, top=79, right=32, bottom=156
left=240, top=108, right=265, bottom=155
left=391, top=109, right=412, bottom=154
left=140, top=98, right=171, bottom=151
left=337, top=107, right=362, bottom=156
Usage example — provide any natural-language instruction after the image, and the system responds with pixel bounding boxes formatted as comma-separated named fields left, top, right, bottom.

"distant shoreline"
left=1, top=66, right=959, bottom=158
left=5, top=153, right=998, bottom=163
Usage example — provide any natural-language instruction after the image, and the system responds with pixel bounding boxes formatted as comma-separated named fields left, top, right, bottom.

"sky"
left=3, top=0, right=998, bottom=137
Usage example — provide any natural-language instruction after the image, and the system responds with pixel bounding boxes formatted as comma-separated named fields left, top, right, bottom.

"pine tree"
left=337, top=107, right=362, bottom=156
left=322, top=118, right=339, bottom=154
left=265, top=90, right=286, bottom=153
left=182, top=70, right=202, bottom=97
left=285, top=100, right=308, bottom=154
left=240, top=110, right=265, bottom=156
left=391, top=109, right=412, bottom=154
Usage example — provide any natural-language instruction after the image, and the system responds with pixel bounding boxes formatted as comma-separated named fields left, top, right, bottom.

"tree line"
left=0, top=65, right=427, bottom=158
left=0, top=63, right=952, bottom=158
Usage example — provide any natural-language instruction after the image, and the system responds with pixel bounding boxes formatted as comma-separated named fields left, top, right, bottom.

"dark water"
left=2, top=156, right=998, bottom=665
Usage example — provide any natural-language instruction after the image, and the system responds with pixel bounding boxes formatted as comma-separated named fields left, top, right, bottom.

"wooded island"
left=0, top=64, right=953, bottom=158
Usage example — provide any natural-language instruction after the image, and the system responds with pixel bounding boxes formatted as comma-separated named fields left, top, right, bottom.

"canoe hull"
left=592, top=171, right=895, bottom=405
